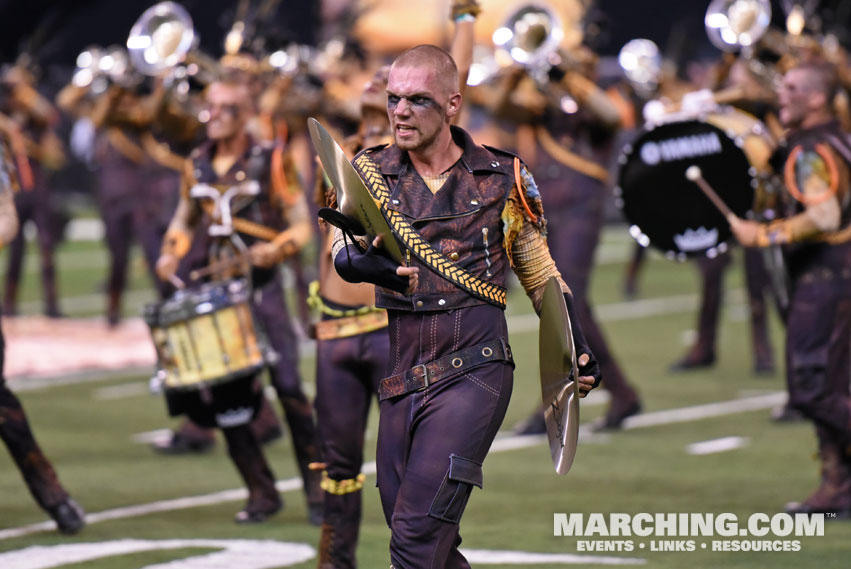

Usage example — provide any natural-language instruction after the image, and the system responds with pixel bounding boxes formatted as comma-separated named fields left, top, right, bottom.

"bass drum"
left=615, top=107, right=775, bottom=259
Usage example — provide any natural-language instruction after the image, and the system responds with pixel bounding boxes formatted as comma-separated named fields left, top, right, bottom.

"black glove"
left=334, top=243, right=410, bottom=294
left=563, top=292, right=602, bottom=389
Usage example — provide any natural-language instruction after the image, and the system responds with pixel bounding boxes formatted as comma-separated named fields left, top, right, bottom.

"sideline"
left=0, top=391, right=785, bottom=540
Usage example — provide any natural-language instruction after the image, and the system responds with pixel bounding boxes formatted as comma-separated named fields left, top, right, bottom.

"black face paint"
left=386, top=93, right=441, bottom=112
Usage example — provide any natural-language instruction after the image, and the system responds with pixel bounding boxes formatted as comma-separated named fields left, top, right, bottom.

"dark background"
left=2, top=0, right=848, bottom=67
left=0, top=0, right=320, bottom=65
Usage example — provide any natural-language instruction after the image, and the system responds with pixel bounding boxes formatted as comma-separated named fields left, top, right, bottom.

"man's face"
left=778, top=69, right=818, bottom=128
left=204, top=82, right=249, bottom=141
left=386, top=64, right=457, bottom=152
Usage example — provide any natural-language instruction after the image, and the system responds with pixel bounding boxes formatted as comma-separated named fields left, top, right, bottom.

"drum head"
left=616, top=118, right=755, bottom=259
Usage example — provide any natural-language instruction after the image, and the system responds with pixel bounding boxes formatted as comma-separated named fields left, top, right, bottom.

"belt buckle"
left=411, top=363, right=430, bottom=390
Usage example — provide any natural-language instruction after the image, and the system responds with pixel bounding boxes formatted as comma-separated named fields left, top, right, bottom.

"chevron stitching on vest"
left=354, top=153, right=507, bottom=308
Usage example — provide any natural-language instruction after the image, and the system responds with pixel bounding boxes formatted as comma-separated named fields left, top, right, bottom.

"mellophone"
left=144, top=278, right=268, bottom=428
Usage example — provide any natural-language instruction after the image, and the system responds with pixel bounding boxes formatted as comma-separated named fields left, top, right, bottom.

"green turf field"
left=1, top=228, right=849, bottom=568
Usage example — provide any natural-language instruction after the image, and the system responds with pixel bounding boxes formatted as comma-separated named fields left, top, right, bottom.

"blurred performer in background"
left=479, top=17, right=641, bottom=431
left=155, top=75, right=322, bottom=524
left=1, top=61, right=66, bottom=318
left=0, top=135, right=84, bottom=534
left=311, top=68, right=392, bottom=567
left=141, top=48, right=284, bottom=456
left=670, top=57, right=780, bottom=375
left=87, top=77, right=196, bottom=325
left=730, top=60, right=851, bottom=517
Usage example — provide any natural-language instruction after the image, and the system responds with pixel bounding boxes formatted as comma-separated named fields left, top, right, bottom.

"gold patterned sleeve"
left=331, top=226, right=370, bottom=260
left=502, top=165, right=571, bottom=314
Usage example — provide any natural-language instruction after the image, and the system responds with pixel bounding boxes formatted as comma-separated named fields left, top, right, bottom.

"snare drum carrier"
left=145, top=176, right=271, bottom=429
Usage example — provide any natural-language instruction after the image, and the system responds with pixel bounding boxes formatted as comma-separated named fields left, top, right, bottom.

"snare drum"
left=144, top=279, right=267, bottom=427
left=144, top=278, right=266, bottom=390
left=615, top=106, right=776, bottom=259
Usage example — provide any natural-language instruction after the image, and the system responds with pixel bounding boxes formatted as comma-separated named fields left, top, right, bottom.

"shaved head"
left=794, top=60, right=840, bottom=103
left=391, top=44, right=459, bottom=97
left=779, top=59, right=839, bottom=128
left=386, top=44, right=462, bottom=155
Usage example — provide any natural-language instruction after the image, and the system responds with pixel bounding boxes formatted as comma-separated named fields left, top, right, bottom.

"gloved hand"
left=563, top=292, right=602, bottom=396
left=334, top=240, right=417, bottom=294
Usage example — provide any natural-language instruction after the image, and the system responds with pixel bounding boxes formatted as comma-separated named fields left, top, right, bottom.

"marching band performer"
left=669, top=56, right=780, bottom=375
left=312, top=4, right=476, bottom=565
left=1, top=62, right=66, bottom=318
left=478, top=28, right=641, bottom=432
left=312, top=65, right=393, bottom=568
left=331, top=44, right=600, bottom=568
left=154, top=71, right=322, bottom=524
left=0, top=134, right=85, bottom=534
left=729, top=59, right=851, bottom=518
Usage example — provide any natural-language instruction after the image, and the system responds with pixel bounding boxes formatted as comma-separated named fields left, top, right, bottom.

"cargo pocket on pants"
left=428, top=454, right=483, bottom=523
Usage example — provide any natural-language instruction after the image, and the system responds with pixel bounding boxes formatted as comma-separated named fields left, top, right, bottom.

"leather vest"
left=358, top=127, right=517, bottom=312
left=187, top=139, right=285, bottom=285
left=781, top=121, right=851, bottom=277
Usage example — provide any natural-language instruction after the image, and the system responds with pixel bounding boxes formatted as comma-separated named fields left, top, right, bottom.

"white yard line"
left=0, top=391, right=785, bottom=540
left=462, top=549, right=646, bottom=565
left=687, top=436, right=750, bottom=456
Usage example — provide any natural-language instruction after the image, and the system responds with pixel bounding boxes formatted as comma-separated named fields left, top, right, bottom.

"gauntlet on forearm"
left=450, top=0, right=481, bottom=19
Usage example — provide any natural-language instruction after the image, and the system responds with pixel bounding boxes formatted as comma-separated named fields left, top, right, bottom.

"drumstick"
left=685, top=165, right=736, bottom=220
left=189, top=255, right=250, bottom=281
left=168, top=274, right=186, bottom=290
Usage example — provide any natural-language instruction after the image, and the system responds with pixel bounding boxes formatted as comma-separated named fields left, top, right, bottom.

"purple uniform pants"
left=3, top=165, right=59, bottom=316
left=376, top=306, right=514, bottom=569
left=252, top=272, right=323, bottom=509
left=0, top=313, right=68, bottom=511
left=785, top=273, right=851, bottom=441
left=314, top=309, right=388, bottom=568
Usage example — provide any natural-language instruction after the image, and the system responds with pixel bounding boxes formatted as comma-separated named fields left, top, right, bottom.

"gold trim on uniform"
left=320, top=472, right=367, bottom=495
left=354, top=152, right=507, bottom=308
left=314, top=310, right=389, bottom=340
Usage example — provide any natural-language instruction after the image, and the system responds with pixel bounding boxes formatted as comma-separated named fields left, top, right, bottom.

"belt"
left=378, top=339, right=513, bottom=401
left=314, top=310, right=388, bottom=340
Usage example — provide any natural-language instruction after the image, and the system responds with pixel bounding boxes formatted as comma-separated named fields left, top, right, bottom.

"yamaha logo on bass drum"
left=640, top=132, right=723, bottom=165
